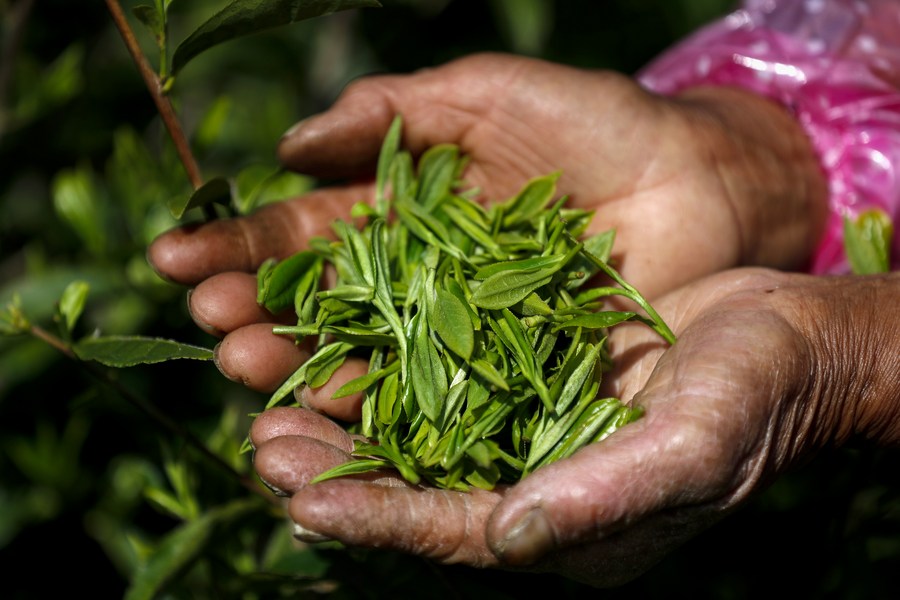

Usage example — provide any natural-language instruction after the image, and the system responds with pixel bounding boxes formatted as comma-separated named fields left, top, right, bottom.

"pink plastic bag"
left=639, top=0, right=900, bottom=273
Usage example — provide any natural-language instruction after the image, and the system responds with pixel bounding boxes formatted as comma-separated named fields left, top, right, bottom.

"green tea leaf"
left=416, top=144, right=459, bottom=211
left=309, top=458, right=388, bottom=484
left=320, top=325, right=394, bottom=346
left=566, top=229, right=616, bottom=289
left=438, top=378, right=469, bottom=434
left=168, top=176, right=231, bottom=219
left=533, top=398, right=623, bottom=471
left=554, top=342, right=601, bottom=414
left=410, top=313, right=448, bottom=423
left=432, top=289, right=474, bottom=359
left=316, top=284, right=375, bottom=303
left=376, top=115, right=403, bottom=215
left=370, top=219, right=407, bottom=371
left=473, top=254, right=565, bottom=281
left=500, top=171, right=559, bottom=228
left=332, top=359, right=400, bottom=398
left=306, top=345, right=350, bottom=388
left=74, top=336, right=213, bottom=366
left=252, top=116, right=674, bottom=490
left=257, top=251, right=321, bottom=313
left=470, top=270, right=554, bottom=310
left=470, top=359, right=510, bottom=392
left=171, top=0, right=382, bottom=77
left=552, top=311, right=636, bottom=332
left=844, top=209, right=893, bottom=274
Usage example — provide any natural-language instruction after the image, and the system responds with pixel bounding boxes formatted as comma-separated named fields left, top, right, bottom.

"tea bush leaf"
left=58, top=281, right=90, bottom=335
left=124, top=498, right=258, bottom=600
left=171, top=0, right=382, bottom=77
left=168, top=176, right=231, bottom=219
left=52, top=167, right=107, bottom=256
left=74, top=336, right=213, bottom=366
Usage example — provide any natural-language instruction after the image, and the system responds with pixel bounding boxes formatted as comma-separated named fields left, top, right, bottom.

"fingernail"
left=185, top=290, right=218, bottom=336
left=495, top=508, right=554, bottom=566
left=293, top=385, right=312, bottom=409
left=258, top=475, right=289, bottom=497
left=281, top=118, right=308, bottom=141
left=293, top=521, right=331, bottom=543
left=212, top=343, right=238, bottom=383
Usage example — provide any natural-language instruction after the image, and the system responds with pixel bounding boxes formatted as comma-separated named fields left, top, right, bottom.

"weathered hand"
left=248, top=269, right=900, bottom=587
left=148, top=53, right=826, bottom=392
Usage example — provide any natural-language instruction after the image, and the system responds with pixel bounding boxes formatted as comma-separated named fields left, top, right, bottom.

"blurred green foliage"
left=1, top=0, right=898, bottom=597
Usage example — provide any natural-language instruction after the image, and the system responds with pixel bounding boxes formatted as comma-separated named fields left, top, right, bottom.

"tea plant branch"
left=104, top=0, right=204, bottom=192
left=27, top=322, right=279, bottom=507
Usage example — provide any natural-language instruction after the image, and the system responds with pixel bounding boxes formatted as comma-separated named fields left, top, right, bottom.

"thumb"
left=484, top=338, right=767, bottom=585
left=276, top=53, right=531, bottom=177
left=147, top=184, right=368, bottom=285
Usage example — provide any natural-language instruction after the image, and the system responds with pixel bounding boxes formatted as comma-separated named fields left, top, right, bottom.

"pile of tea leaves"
left=256, top=117, right=674, bottom=491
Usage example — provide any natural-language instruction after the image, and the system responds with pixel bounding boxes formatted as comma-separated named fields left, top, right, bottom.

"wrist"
left=790, top=272, right=900, bottom=448
left=674, top=86, right=829, bottom=271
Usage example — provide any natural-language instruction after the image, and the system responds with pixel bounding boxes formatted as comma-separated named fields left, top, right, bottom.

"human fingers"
left=249, top=406, right=354, bottom=452
left=277, top=53, right=524, bottom=178
left=278, top=53, right=633, bottom=200
left=249, top=409, right=504, bottom=563
left=188, top=272, right=294, bottom=337
left=485, top=269, right=808, bottom=585
left=288, top=477, right=504, bottom=566
left=214, top=323, right=310, bottom=393
left=213, top=318, right=368, bottom=417
left=148, top=184, right=371, bottom=286
left=248, top=403, right=504, bottom=566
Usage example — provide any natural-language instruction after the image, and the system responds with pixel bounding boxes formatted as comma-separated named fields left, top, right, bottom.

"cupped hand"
left=248, top=269, right=900, bottom=587
left=148, top=53, right=827, bottom=392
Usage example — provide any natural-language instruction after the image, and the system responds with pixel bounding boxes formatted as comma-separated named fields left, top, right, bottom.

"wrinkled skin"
left=244, top=269, right=900, bottom=586
left=148, top=54, right=827, bottom=394
left=145, top=54, right=900, bottom=586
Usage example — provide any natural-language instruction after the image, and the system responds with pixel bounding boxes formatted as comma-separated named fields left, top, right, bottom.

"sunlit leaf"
left=58, top=280, right=90, bottom=334
left=52, top=167, right=107, bottom=256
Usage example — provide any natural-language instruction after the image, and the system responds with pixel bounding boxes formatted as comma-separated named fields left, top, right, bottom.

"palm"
left=250, top=269, right=831, bottom=586
left=277, top=53, right=746, bottom=297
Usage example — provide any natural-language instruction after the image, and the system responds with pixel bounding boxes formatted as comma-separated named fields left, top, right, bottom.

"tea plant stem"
left=104, top=0, right=204, bottom=192
left=29, top=323, right=280, bottom=507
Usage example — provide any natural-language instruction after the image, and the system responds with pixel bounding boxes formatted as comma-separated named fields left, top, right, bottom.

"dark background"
left=2, top=0, right=899, bottom=597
